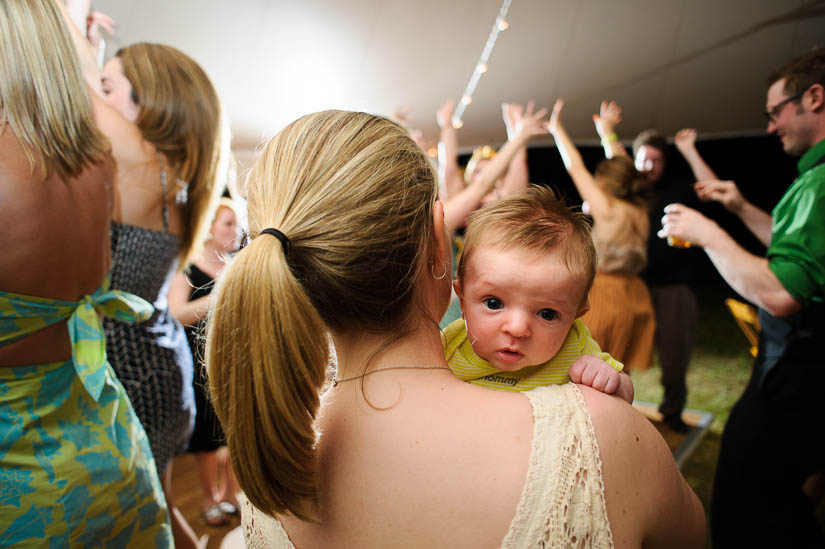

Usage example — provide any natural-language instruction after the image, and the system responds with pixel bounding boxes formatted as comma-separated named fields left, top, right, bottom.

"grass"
left=631, top=282, right=825, bottom=546
left=629, top=282, right=754, bottom=538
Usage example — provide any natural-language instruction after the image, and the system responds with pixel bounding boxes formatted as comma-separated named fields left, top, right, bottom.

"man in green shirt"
left=660, top=48, right=825, bottom=546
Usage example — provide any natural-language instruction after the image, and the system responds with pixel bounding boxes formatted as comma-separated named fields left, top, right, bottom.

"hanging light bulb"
left=452, top=119, right=464, bottom=129
left=427, top=147, right=438, bottom=157
left=477, top=63, right=488, bottom=74
left=497, top=17, right=509, bottom=31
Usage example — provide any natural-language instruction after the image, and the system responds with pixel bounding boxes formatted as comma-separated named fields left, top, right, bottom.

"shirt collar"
left=798, top=137, right=825, bottom=175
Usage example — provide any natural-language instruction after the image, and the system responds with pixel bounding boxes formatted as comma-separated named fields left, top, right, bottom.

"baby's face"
left=455, top=245, right=589, bottom=372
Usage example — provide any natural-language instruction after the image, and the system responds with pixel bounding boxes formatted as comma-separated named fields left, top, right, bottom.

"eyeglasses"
left=764, top=90, right=805, bottom=122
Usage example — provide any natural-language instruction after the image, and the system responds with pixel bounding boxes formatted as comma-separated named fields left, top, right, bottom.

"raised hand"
left=694, top=179, right=745, bottom=213
left=592, top=100, right=622, bottom=138
left=502, top=102, right=525, bottom=140
left=394, top=104, right=414, bottom=126
left=86, top=10, right=115, bottom=52
left=547, top=99, right=564, bottom=134
left=436, top=99, right=455, bottom=129
left=512, top=100, right=548, bottom=141
left=674, top=128, right=698, bottom=155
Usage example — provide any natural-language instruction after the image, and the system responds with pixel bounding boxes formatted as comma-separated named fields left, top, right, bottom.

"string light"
left=451, top=0, right=512, bottom=128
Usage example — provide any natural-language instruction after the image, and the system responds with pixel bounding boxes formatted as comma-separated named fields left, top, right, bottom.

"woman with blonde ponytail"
left=210, top=111, right=704, bottom=548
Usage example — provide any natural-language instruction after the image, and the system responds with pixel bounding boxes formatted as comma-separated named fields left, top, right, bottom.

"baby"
left=443, top=185, right=634, bottom=403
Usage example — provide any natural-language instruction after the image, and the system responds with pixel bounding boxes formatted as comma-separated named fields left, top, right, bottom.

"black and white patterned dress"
left=104, top=188, right=195, bottom=476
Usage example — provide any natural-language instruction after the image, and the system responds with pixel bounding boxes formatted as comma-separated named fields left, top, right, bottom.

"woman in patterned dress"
left=0, top=1, right=171, bottom=545
left=62, top=2, right=229, bottom=546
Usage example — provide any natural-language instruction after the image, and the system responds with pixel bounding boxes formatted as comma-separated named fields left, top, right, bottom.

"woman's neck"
left=332, top=319, right=447, bottom=381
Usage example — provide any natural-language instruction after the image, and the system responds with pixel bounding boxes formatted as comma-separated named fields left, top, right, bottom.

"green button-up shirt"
left=767, top=138, right=825, bottom=306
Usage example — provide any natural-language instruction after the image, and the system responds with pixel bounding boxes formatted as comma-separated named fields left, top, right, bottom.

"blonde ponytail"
left=206, top=110, right=438, bottom=522
left=206, top=234, right=328, bottom=521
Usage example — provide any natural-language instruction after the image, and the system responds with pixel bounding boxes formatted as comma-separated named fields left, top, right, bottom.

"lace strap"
left=501, top=384, right=614, bottom=548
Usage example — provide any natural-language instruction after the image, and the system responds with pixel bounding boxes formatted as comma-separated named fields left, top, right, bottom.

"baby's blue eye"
left=483, top=297, right=503, bottom=310
left=539, top=309, right=558, bottom=321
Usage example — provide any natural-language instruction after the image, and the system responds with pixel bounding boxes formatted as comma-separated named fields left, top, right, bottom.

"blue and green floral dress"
left=0, top=278, right=172, bottom=547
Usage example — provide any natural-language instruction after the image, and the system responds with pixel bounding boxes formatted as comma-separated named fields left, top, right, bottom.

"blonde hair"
left=463, top=144, right=497, bottom=183
left=0, top=0, right=109, bottom=179
left=214, top=196, right=237, bottom=219
left=206, top=111, right=438, bottom=521
left=458, top=185, right=597, bottom=298
left=593, top=156, right=650, bottom=206
left=117, top=43, right=229, bottom=266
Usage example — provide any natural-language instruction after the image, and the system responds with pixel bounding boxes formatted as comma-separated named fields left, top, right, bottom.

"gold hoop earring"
left=430, top=262, right=448, bottom=280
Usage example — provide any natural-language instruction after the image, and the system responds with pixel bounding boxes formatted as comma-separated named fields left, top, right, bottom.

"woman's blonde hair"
left=206, top=110, right=438, bottom=521
left=0, top=0, right=109, bottom=179
left=594, top=156, right=650, bottom=207
left=117, top=43, right=229, bottom=266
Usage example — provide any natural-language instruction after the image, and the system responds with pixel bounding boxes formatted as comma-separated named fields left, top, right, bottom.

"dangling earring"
left=430, top=262, right=447, bottom=280
left=175, top=179, right=189, bottom=205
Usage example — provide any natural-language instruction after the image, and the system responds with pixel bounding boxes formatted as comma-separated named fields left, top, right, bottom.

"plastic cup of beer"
left=667, top=235, right=691, bottom=248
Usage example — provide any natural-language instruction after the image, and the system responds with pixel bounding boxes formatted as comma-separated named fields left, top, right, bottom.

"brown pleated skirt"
left=582, top=272, right=655, bottom=370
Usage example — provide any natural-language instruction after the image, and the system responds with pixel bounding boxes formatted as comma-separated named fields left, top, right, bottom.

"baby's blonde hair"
left=206, top=110, right=438, bottom=521
left=458, top=186, right=597, bottom=299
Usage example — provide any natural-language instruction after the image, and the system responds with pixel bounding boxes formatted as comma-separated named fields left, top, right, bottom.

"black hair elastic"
left=260, top=228, right=291, bottom=255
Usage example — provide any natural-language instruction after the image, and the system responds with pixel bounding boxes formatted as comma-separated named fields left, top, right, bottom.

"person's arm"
left=674, top=129, right=718, bottom=181
left=59, top=0, right=147, bottom=169
left=500, top=103, right=529, bottom=196
left=168, top=271, right=210, bottom=326
left=548, top=100, right=612, bottom=217
left=436, top=99, right=466, bottom=200
left=58, top=0, right=104, bottom=94
left=443, top=103, right=548, bottom=231
left=659, top=203, right=800, bottom=316
left=580, top=386, right=706, bottom=548
left=592, top=100, right=630, bottom=159
left=694, top=179, right=773, bottom=247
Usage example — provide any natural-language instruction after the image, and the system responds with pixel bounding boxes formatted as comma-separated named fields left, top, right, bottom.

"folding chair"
left=724, top=298, right=760, bottom=357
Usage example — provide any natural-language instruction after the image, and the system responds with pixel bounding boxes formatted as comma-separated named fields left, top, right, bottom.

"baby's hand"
left=570, top=355, right=620, bottom=393
left=570, top=355, right=635, bottom=404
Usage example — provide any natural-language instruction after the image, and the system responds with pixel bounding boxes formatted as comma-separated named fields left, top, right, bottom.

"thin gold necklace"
left=333, top=365, right=451, bottom=387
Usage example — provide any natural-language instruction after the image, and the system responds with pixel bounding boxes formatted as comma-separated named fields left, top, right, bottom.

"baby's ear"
left=576, top=297, right=590, bottom=319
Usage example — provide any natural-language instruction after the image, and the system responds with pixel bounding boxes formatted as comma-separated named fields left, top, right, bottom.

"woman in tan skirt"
left=548, top=100, right=655, bottom=370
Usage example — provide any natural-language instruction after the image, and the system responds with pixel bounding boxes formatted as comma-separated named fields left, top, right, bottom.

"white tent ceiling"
left=94, top=0, right=825, bottom=169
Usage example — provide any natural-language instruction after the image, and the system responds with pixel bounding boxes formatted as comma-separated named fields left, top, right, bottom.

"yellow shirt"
left=442, top=317, right=623, bottom=392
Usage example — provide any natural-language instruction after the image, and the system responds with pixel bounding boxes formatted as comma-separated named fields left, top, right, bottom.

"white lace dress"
left=241, top=383, right=614, bottom=548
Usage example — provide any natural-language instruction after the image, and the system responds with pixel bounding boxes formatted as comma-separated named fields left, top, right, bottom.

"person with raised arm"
left=441, top=101, right=548, bottom=231
left=206, top=110, right=705, bottom=548
left=659, top=48, right=825, bottom=546
left=548, top=99, right=655, bottom=370
left=594, top=100, right=702, bottom=433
